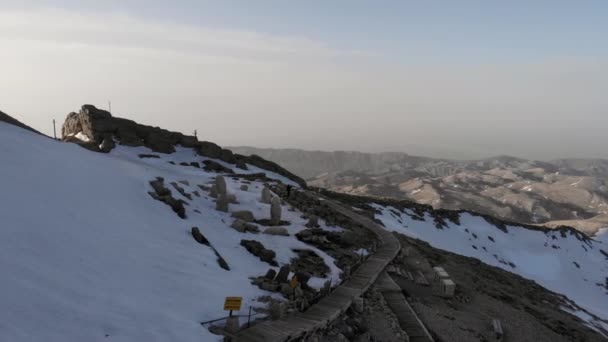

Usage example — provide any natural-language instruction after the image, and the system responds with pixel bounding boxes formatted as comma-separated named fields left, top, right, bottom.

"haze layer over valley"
left=231, top=147, right=608, bottom=235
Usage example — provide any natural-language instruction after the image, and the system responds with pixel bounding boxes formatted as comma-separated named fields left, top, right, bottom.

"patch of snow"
left=74, top=131, right=91, bottom=142
left=0, top=122, right=339, bottom=342
left=571, top=179, right=583, bottom=186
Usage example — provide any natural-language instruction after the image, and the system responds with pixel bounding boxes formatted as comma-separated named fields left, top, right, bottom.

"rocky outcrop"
left=148, top=177, right=186, bottom=219
left=61, top=105, right=306, bottom=187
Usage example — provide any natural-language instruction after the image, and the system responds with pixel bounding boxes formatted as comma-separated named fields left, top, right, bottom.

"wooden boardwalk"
left=234, top=191, right=401, bottom=342
left=376, top=272, right=435, bottom=342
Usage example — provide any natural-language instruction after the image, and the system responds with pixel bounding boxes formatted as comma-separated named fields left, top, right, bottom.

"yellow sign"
left=290, top=275, right=299, bottom=289
left=223, top=297, right=243, bottom=311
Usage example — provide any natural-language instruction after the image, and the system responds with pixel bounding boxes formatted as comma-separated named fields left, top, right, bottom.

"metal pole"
left=52, top=119, right=57, bottom=139
left=108, top=101, right=112, bottom=113
left=247, top=306, right=252, bottom=328
left=229, top=310, right=233, bottom=317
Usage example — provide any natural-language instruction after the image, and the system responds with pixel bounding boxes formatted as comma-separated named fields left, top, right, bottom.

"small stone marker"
left=216, top=194, right=229, bottom=212
left=215, top=176, right=227, bottom=196
left=270, top=196, right=282, bottom=225
left=261, top=186, right=272, bottom=204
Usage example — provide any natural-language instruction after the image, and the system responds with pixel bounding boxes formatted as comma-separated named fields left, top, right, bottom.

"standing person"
left=286, top=184, right=292, bottom=198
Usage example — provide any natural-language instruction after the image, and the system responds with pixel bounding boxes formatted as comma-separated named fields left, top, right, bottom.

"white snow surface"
left=373, top=203, right=608, bottom=334
left=0, top=122, right=340, bottom=342
left=74, top=131, right=91, bottom=142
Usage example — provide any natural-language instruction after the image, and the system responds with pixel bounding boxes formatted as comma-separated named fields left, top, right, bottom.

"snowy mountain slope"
left=0, top=121, right=341, bottom=342
left=372, top=203, right=608, bottom=335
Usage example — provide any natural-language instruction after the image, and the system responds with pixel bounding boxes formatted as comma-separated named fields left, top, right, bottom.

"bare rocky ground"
left=304, top=233, right=606, bottom=342
left=390, top=234, right=606, bottom=342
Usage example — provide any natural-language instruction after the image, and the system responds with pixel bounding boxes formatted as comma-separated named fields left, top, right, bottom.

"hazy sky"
left=1, top=1, right=607, bottom=160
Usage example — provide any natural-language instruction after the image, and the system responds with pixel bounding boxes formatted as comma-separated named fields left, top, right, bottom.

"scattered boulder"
left=235, top=159, right=248, bottom=170
left=197, top=184, right=211, bottom=192
left=231, top=219, right=259, bottom=233
left=260, top=282, right=279, bottom=292
left=203, top=160, right=234, bottom=173
left=138, top=154, right=160, bottom=159
left=265, top=269, right=277, bottom=280
left=306, top=215, right=320, bottom=228
left=263, top=226, right=289, bottom=236
left=170, top=182, right=192, bottom=200
left=191, top=227, right=209, bottom=245
left=290, top=249, right=330, bottom=278
left=275, top=265, right=291, bottom=283
left=339, top=230, right=359, bottom=247
left=280, top=283, right=293, bottom=297
left=148, top=177, right=186, bottom=219
left=231, top=210, right=255, bottom=222
left=99, top=136, right=115, bottom=153
left=261, top=186, right=272, bottom=204
left=216, top=255, right=230, bottom=270
left=216, top=194, right=229, bottom=212
left=149, top=177, right=171, bottom=197
left=240, top=240, right=278, bottom=266
left=270, top=196, right=282, bottom=225
left=294, top=272, right=311, bottom=288
left=227, top=193, right=239, bottom=204
left=240, top=184, right=249, bottom=191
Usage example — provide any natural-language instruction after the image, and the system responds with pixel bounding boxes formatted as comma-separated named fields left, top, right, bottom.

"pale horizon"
left=1, top=1, right=607, bottom=161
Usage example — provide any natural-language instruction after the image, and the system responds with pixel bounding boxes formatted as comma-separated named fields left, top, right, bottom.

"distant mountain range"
left=230, top=147, right=608, bottom=235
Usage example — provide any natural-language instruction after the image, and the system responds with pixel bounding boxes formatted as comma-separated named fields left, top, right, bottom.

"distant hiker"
left=286, top=184, right=292, bottom=198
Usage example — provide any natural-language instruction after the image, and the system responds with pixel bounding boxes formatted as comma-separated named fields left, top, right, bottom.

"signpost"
left=224, top=296, right=243, bottom=317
